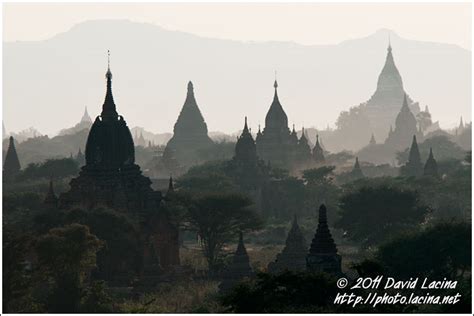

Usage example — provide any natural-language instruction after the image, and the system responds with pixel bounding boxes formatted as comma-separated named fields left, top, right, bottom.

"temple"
left=163, top=81, right=214, bottom=169
left=268, top=215, right=307, bottom=274
left=385, top=94, right=422, bottom=150
left=219, top=232, right=254, bottom=293
left=44, top=179, right=59, bottom=208
left=364, top=41, right=421, bottom=141
left=3, top=136, right=21, bottom=181
left=312, top=135, right=325, bottom=163
left=351, top=157, right=364, bottom=179
left=401, top=135, right=423, bottom=177
left=296, top=127, right=312, bottom=166
left=423, top=147, right=438, bottom=177
left=256, top=80, right=296, bottom=168
left=306, top=204, right=342, bottom=275
left=59, top=52, right=179, bottom=282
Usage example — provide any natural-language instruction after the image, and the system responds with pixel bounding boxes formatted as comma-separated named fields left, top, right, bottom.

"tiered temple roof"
left=268, top=215, right=307, bottom=274
left=3, top=136, right=21, bottom=180
left=219, top=232, right=254, bottom=293
left=403, top=135, right=423, bottom=177
left=312, top=135, right=325, bottom=163
left=423, top=147, right=438, bottom=177
left=307, top=204, right=342, bottom=275
left=163, top=81, right=214, bottom=168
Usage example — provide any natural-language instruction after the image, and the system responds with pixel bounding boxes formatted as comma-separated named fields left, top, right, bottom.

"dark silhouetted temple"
left=163, top=81, right=214, bottom=168
left=59, top=53, right=179, bottom=280
left=307, top=204, right=342, bottom=275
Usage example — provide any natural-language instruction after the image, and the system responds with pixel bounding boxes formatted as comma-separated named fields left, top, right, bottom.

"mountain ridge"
left=4, top=19, right=471, bottom=136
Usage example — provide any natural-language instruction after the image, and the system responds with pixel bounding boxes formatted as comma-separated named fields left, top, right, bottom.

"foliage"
left=377, top=221, right=471, bottom=279
left=19, top=158, right=79, bottom=180
left=79, top=280, right=114, bottom=313
left=261, top=176, right=306, bottom=219
left=184, top=193, right=263, bottom=274
left=220, top=271, right=338, bottom=313
left=336, top=185, right=429, bottom=247
left=302, top=166, right=336, bottom=185
left=35, top=224, right=103, bottom=312
left=302, top=166, right=341, bottom=222
left=177, top=160, right=239, bottom=193
left=3, top=228, right=42, bottom=313
left=118, top=280, right=220, bottom=313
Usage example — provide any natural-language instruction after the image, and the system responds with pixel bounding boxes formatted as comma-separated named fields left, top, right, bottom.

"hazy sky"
left=3, top=3, right=472, bottom=49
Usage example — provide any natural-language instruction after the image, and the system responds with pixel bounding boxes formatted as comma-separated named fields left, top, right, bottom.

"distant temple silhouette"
left=385, top=93, right=422, bottom=150
left=3, top=136, right=21, bottom=180
left=256, top=80, right=297, bottom=168
left=163, top=81, right=214, bottom=169
left=364, top=41, right=421, bottom=140
left=59, top=52, right=179, bottom=282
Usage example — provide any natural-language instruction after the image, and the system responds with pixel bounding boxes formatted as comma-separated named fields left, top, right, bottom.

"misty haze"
left=2, top=3, right=472, bottom=314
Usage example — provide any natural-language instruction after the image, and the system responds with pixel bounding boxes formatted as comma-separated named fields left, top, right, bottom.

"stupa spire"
left=219, top=231, right=254, bottom=293
left=313, top=134, right=325, bottom=163
left=44, top=178, right=59, bottom=207
left=268, top=214, right=307, bottom=274
left=307, top=204, right=342, bottom=274
left=102, top=50, right=117, bottom=119
left=3, top=136, right=21, bottom=180
left=423, top=147, right=438, bottom=177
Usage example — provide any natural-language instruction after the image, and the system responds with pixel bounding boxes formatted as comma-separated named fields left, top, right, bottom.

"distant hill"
left=4, top=20, right=471, bottom=143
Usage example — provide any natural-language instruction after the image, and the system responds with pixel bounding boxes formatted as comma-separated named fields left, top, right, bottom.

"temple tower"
left=256, top=80, right=295, bottom=168
left=307, top=204, right=342, bottom=275
left=59, top=52, right=179, bottom=279
left=402, top=135, right=423, bottom=177
left=351, top=157, right=364, bottom=179
left=423, top=147, right=438, bottom=177
left=312, top=135, right=325, bottom=163
left=296, top=127, right=312, bottom=165
left=3, top=136, right=21, bottom=180
left=163, top=81, right=214, bottom=168
left=81, top=106, right=92, bottom=123
left=234, top=117, right=258, bottom=165
left=358, top=41, right=421, bottom=143
left=268, top=215, right=308, bottom=274
left=385, top=94, right=421, bottom=150
left=44, top=179, right=59, bottom=208
left=219, top=232, right=254, bottom=293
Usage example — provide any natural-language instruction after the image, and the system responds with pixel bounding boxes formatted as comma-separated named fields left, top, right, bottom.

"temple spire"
left=423, top=147, right=438, bottom=177
left=3, top=136, right=21, bottom=180
left=44, top=178, right=59, bottom=208
left=81, top=106, right=92, bottom=123
left=273, top=78, right=279, bottom=102
left=307, top=204, right=342, bottom=275
left=243, top=116, right=249, bottom=133
left=102, top=50, right=117, bottom=118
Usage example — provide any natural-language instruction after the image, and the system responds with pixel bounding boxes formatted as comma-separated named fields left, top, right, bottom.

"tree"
left=376, top=222, right=471, bottom=280
left=184, top=193, right=263, bottom=274
left=220, top=271, right=338, bottom=313
left=336, top=185, right=428, bottom=247
left=19, top=158, right=79, bottom=180
left=35, top=224, right=103, bottom=312
left=302, top=166, right=341, bottom=221
left=397, top=135, right=465, bottom=165
left=302, top=166, right=335, bottom=185
left=177, top=161, right=239, bottom=194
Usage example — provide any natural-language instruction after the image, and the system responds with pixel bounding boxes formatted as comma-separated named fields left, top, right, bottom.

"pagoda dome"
left=376, top=42, right=403, bottom=94
left=264, top=80, right=289, bottom=131
left=395, top=94, right=417, bottom=133
left=85, top=53, right=135, bottom=168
